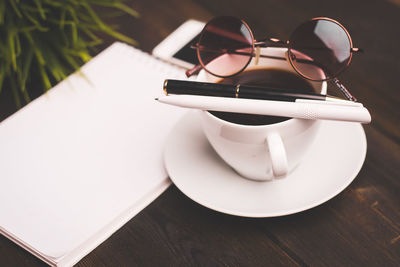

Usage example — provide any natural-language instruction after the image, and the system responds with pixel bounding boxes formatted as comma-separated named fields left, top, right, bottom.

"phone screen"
left=172, top=34, right=200, bottom=65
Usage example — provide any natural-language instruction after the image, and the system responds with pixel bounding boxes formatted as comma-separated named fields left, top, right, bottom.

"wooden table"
left=1, top=0, right=399, bottom=266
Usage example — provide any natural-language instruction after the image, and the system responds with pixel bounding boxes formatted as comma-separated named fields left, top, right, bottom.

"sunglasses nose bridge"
left=254, top=38, right=288, bottom=47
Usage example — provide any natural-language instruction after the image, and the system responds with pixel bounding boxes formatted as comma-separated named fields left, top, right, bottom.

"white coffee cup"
left=197, top=47, right=327, bottom=181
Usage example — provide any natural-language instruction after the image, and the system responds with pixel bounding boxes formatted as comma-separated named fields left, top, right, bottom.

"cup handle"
left=266, top=132, right=288, bottom=178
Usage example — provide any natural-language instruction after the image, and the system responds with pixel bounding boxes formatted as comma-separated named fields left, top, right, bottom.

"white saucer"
left=164, top=111, right=367, bottom=217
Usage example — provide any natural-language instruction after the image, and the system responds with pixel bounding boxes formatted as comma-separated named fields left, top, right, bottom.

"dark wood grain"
left=1, top=0, right=400, bottom=266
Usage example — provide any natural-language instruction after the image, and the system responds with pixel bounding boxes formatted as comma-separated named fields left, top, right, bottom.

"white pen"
left=156, top=95, right=371, bottom=124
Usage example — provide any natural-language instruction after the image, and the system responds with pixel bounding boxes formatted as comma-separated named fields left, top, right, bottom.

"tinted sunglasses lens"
left=288, top=19, right=352, bottom=81
left=197, top=16, right=253, bottom=77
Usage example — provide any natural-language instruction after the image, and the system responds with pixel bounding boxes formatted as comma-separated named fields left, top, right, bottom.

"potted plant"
left=0, top=0, right=138, bottom=108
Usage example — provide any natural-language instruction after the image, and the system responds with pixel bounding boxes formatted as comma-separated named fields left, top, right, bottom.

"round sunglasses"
left=186, top=16, right=363, bottom=101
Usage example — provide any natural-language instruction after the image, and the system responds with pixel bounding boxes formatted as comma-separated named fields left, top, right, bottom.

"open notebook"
left=0, top=42, right=186, bottom=266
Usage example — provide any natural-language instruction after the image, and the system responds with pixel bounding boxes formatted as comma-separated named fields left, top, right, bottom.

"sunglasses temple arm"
left=185, top=54, right=314, bottom=78
left=333, top=78, right=358, bottom=102
left=186, top=64, right=203, bottom=77
left=185, top=54, right=286, bottom=78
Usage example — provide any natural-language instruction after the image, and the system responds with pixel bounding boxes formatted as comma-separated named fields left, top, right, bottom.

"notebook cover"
left=0, top=42, right=185, bottom=266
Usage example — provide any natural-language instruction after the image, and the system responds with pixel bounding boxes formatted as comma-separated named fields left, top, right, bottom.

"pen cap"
left=164, top=79, right=234, bottom=97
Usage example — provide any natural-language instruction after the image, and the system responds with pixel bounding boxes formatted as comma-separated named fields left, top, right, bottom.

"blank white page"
left=0, top=42, right=185, bottom=265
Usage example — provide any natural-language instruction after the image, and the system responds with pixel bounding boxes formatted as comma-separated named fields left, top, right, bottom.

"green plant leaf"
left=38, top=64, right=51, bottom=90
left=1, top=0, right=139, bottom=108
left=0, top=67, right=6, bottom=94
left=10, top=74, right=21, bottom=108
left=9, top=0, right=23, bottom=18
left=20, top=46, right=34, bottom=92
left=0, top=1, right=5, bottom=24
left=8, top=30, right=17, bottom=71
left=33, top=0, right=46, bottom=19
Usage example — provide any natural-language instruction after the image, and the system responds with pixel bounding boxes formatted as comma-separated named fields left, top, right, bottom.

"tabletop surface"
left=1, top=0, right=399, bottom=266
